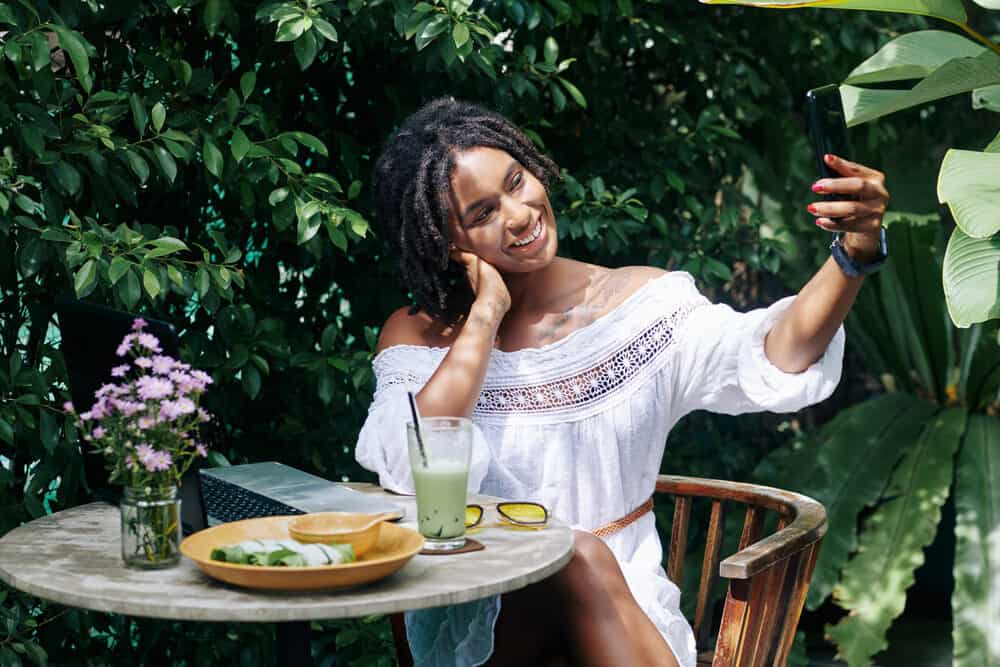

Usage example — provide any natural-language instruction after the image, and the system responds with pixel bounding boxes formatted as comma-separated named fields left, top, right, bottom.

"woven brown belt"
left=591, top=496, right=654, bottom=538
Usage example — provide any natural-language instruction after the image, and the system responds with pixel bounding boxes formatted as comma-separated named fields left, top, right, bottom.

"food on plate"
left=210, top=539, right=356, bottom=567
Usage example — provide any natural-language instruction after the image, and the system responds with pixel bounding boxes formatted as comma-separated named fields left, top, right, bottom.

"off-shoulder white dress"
left=356, top=271, right=844, bottom=667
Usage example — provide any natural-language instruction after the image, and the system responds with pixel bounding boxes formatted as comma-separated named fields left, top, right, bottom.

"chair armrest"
left=654, top=474, right=827, bottom=579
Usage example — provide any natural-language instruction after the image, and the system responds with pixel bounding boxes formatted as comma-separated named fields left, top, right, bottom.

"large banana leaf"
left=964, top=323, right=1000, bottom=407
left=952, top=414, right=1000, bottom=667
left=826, top=407, right=967, bottom=666
left=942, top=227, right=1000, bottom=327
left=844, top=30, right=984, bottom=85
left=938, top=149, right=1000, bottom=239
left=842, top=50, right=1000, bottom=126
left=881, top=216, right=950, bottom=399
left=754, top=393, right=937, bottom=609
left=698, top=0, right=967, bottom=23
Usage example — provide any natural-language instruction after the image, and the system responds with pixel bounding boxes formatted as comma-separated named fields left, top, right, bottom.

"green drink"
left=412, top=462, right=469, bottom=541
left=407, top=417, right=473, bottom=551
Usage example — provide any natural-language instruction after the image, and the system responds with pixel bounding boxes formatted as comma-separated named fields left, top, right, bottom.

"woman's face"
left=447, top=146, right=557, bottom=274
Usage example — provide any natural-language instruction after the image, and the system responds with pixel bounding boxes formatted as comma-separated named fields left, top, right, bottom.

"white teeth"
left=513, top=219, right=542, bottom=248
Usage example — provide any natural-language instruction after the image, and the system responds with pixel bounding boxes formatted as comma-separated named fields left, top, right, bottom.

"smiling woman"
left=356, top=97, right=885, bottom=667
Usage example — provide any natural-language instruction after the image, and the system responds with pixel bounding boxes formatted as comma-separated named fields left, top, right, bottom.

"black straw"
left=407, top=391, right=428, bottom=468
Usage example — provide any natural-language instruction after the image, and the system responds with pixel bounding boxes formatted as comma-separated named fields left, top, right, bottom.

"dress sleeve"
left=354, top=347, right=492, bottom=495
left=669, top=275, right=844, bottom=417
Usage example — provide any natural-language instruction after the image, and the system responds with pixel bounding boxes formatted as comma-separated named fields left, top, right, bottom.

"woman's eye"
left=476, top=207, right=492, bottom=222
left=511, top=172, right=523, bottom=189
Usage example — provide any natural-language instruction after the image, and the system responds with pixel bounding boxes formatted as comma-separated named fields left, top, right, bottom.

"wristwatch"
left=830, top=227, right=888, bottom=277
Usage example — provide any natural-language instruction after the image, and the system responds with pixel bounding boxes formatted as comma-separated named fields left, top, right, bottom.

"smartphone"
left=805, top=84, right=851, bottom=224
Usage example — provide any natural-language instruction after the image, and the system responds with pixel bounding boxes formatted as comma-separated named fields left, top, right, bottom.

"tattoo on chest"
left=534, top=271, right=631, bottom=345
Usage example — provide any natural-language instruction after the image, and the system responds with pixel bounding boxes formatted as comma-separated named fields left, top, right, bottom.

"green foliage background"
left=0, top=0, right=995, bottom=664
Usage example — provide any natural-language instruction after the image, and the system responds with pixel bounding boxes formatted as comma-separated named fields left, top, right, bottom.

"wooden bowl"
left=180, top=515, right=424, bottom=591
left=287, top=512, right=396, bottom=558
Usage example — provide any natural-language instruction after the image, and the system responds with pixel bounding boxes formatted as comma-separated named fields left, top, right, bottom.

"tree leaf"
left=268, top=187, right=289, bottom=206
left=973, top=83, right=1000, bottom=111
left=826, top=407, right=967, bottom=666
left=129, top=93, right=147, bottom=136
left=240, top=70, right=256, bottom=100
left=145, top=236, right=188, bottom=259
left=286, top=131, right=328, bottom=156
left=937, top=149, right=1000, bottom=239
left=415, top=14, right=449, bottom=51
left=452, top=22, right=469, bottom=49
left=844, top=30, right=984, bottom=85
left=49, top=25, right=92, bottom=91
left=842, top=51, right=1000, bottom=127
left=241, top=364, right=261, bottom=399
left=942, top=227, right=1000, bottom=328
left=28, top=31, right=50, bottom=72
left=543, top=36, right=559, bottom=65
left=143, top=269, right=161, bottom=299
left=203, top=137, right=224, bottom=178
left=314, top=18, right=339, bottom=42
left=50, top=161, right=81, bottom=197
left=151, top=101, right=166, bottom=132
left=293, top=29, right=319, bottom=70
left=276, top=15, right=311, bottom=42
left=119, top=269, right=141, bottom=308
left=74, top=259, right=97, bottom=296
left=123, top=149, right=150, bottom=184
left=153, top=145, right=177, bottom=183
left=698, top=0, right=967, bottom=24
left=231, top=128, right=250, bottom=162
left=108, top=256, right=130, bottom=284
left=557, top=76, right=587, bottom=108
left=952, top=414, right=1000, bottom=667
left=755, top=393, right=936, bottom=609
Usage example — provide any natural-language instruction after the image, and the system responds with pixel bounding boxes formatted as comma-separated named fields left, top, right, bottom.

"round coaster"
left=419, top=538, right=484, bottom=556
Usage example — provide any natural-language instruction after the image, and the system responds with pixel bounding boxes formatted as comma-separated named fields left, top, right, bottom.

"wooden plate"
left=180, top=515, right=424, bottom=591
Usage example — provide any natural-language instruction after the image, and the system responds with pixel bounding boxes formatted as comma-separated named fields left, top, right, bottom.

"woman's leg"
left=488, top=530, right=680, bottom=667
left=554, top=531, right=679, bottom=667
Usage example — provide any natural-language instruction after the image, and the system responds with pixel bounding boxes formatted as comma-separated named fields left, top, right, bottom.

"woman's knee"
left=554, top=531, right=623, bottom=598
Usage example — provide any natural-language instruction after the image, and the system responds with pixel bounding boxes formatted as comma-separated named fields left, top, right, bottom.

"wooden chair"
left=390, top=474, right=826, bottom=667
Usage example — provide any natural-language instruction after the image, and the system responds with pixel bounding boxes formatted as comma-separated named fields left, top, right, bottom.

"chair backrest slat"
left=694, top=500, right=725, bottom=649
left=712, top=578, right=749, bottom=667
left=771, top=541, right=821, bottom=666
left=667, top=496, right=692, bottom=585
left=739, top=555, right=791, bottom=666
left=739, top=505, right=764, bottom=550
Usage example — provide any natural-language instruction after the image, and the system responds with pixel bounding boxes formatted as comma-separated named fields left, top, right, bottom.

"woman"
left=356, top=97, right=888, bottom=667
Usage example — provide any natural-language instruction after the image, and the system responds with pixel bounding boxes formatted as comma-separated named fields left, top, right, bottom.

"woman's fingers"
left=812, top=176, right=888, bottom=201
left=822, top=153, right=886, bottom=182
left=814, top=216, right=883, bottom=234
left=807, top=198, right=886, bottom=220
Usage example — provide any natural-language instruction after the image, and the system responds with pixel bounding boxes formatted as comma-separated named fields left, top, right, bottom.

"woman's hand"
left=807, top=153, right=889, bottom=262
left=451, top=249, right=512, bottom=316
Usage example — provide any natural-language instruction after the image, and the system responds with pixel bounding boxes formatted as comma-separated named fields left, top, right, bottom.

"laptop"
left=56, top=298, right=403, bottom=533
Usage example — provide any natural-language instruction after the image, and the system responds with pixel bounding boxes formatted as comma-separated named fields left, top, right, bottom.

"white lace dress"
left=355, top=271, right=844, bottom=667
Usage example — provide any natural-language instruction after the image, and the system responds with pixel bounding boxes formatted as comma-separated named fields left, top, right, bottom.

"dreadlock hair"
left=373, top=97, right=559, bottom=324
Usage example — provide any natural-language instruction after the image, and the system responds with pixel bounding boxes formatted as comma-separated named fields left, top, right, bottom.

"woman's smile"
left=507, top=213, right=546, bottom=254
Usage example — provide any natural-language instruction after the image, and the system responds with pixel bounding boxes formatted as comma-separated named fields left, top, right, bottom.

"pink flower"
left=134, top=357, right=153, bottom=369
left=137, top=415, right=155, bottom=430
left=116, top=334, right=136, bottom=357
left=159, top=397, right=195, bottom=421
left=132, top=318, right=148, bottom=331
left=136, top=376, right=174, bottom=400
left=136, top=333, right=162, bottom=353
left=110, top=364, right=129, bottom=378
left=124, top=455, right=135, bottom=469
left=115, top=400, right=144, bottom=417
left=146, top=450, right=172, bottom=472
left=135, top=443, right=155, bottom=463
left=151, top=356, right=174, bottom=375
left=195, top=443, right=208, bottom=458
left=197, top=408, right=211, bottom=423
left=62, top=401, right=74, bottom=413
left=95, top=384, right=116, bottom=398
left=92, top=426, right=106, bottom=439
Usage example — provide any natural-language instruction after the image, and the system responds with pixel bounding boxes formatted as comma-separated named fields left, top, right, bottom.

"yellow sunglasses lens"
left=465, top=506, right=484, bottom=528
left=498, top=502, right=547, bottom=524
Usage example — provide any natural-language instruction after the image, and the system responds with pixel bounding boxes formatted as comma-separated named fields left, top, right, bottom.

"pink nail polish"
left=812, top=183, right=824, bottom=193
left=807, top=204, right=818, bottom=213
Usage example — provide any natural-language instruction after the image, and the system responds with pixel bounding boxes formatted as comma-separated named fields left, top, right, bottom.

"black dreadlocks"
left=373, top=97, right=559, bottom=323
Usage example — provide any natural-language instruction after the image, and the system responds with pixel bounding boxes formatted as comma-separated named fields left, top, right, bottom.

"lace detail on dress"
left=474, top=301, right=699, bottom=419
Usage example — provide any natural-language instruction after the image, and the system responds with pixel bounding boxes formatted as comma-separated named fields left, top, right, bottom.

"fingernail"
left=807, top=204, right=818, bottom=213
left=815, top=219, right=824, bottom=227
left=824, top=153, right=834, bottom=163
left=812, top=183, right=825, bottom=193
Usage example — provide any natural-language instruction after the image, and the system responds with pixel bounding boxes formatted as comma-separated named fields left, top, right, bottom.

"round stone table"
left=0, top=486, right=574, bottom=664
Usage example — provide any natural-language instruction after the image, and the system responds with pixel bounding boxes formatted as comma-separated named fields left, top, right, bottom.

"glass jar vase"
left=120, top=485, right=182, bottom=569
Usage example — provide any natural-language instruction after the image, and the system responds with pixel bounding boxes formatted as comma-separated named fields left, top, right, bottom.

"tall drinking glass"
left=407, top=417, right=472, bottom=552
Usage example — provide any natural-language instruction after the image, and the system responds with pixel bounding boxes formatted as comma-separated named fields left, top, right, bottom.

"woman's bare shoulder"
left=585, top=265, right=669, bottom=314
left=376, top=307, right=456, bottom=353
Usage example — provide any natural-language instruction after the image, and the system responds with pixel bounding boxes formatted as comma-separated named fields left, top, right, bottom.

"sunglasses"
left=464, top=502, right=549, bottom=529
